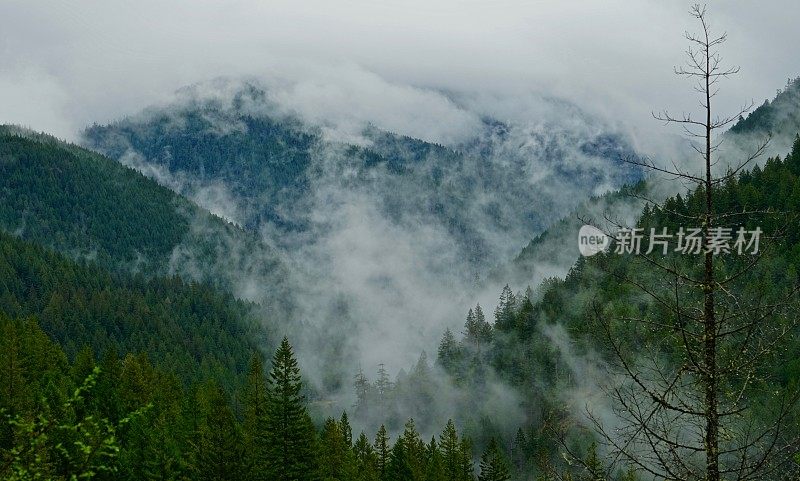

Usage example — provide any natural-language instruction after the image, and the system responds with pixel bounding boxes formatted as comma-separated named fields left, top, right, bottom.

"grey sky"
left=1, top=0, right=798, bottom=144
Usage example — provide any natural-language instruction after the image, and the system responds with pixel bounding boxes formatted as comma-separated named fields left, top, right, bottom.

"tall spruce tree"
left=354, top=432, right=380, bottom=481
left=387, top=438, right=414, bottom=481
left=264, top=337, right=318, bottom=481
left=424, top=437, right=446, bottom=481
left=243, top=354, right=271, bottom=481
left=493, top=286, right=516, bottom=332
left=436, top=329, right=461, bottom=376
left=193, top=383, right=245, bottom=481
left=375, top=425, right=391, bottom=481
left=319, top=417, right=356, bottom=481
left=477, top=438, right=510, bottom=481
left=340, top=412, right=353, bottom=447
left=400, top=418, right=426, bottom=481
left=439, top=420, right=472, bottom=481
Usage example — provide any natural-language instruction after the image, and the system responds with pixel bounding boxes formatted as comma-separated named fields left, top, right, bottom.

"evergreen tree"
left=400, top=418, right=426, bottom=481
left=243, top=354, right=271, bottom=481
left=424, top=437, right=445, bottom=481
left=477, top=438, right=510, bottom=481
left=376, top=364, right=393, bottom=411
left=340, top=411, right=353, bottom=447
left=493, top=286, right=516, bottom=332
left=581, top=442, right=606, bottom=481
left=354, top=432, right=379, bottom=481
left=319, top=417, right=356, bottom=481
left=264, top=337, right=318, bottom=481
left=510, top=428, right=527, bottom=473
left=375, top=425, right=391, bottom=481
left=387, top=438, right=414, bottom=481
left=439, top=420, right=472, bottom=481
left=464, top=309, right=478, bottom=345
left=437, top=329, right=460, bottom=375
left=354, top=369, right=372, bottom=417
left=458, top=438, right=474, bottom=481
left=193, top=383, right=245, bottom=481
left=473, top=304, right=492, bottom=345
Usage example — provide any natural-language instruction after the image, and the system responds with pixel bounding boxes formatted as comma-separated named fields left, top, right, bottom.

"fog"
left=4, top=0, right=800, bottom=443
left=2, top=0, right=799, bottom=152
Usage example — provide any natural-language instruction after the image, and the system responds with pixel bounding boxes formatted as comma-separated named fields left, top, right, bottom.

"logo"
left=578, top=225, right=610, bottom=257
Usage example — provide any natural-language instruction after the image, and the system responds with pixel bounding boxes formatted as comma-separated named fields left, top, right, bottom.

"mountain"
left=0, top=126, right=293, bottom=312
left=3, top=75, right=800, bottom=480
left=0, top=229, right=264, bottom=391
left=506, top=78, right=800, bottom=286
left=730, top=76, right=800, bottom=140
left=83, top=80, right=643, bottom=272
left=0, top=128, right=301, bottom=390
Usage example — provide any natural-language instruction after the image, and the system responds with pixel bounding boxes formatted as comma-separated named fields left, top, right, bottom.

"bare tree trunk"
left=702, top=26, right=719, bottom=479
left=574, top=4, right=799, bottom=481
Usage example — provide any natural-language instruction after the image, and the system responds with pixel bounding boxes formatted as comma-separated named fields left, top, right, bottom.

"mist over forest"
left=2, top=2, right=800, bottom=480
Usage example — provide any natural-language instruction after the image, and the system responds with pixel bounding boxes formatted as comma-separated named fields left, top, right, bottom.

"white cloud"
left=0, top=68, right=73, bottom=139
left=0, top=0, right=797, bottom=146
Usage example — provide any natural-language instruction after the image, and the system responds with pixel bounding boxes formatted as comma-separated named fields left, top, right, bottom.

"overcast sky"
left=1, top=0, right=798, bottom=143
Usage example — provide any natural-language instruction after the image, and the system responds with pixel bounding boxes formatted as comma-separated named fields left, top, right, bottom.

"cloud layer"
left=2, top=0, right=799, bottom=150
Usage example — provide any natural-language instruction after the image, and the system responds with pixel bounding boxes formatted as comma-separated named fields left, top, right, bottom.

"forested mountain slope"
left=0, top=127, right=293, bottom=311
left=507, top=78, right=800, bottom=286
left=83, top=80, right=642, bottom=271
left=731, top=76, right=800, bottom=140
left=421, top=134, right=800, bottom=479
left=0, top=229, right=264, bottom=391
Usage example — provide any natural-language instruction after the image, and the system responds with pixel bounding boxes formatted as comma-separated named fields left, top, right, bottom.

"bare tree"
left=574, top=4, right=799, bottom=481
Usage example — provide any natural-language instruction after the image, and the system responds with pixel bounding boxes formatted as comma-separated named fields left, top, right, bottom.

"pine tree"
left=243, top=354, right=271, bottom=481
left=387, top=438, right=414, bottom=481
left=458, top=438, right=474, bottom=481
left=510, top=428, right=527, bottom=473
left=264, top=337, right=318, bottom=481
left=375, top=425, right=391, bottom=481
left=424, top=437, right=445, bottom=481
left=354, top=368, right=372, bottom=417
left=581, top=442, right=606, bottom=481
left=439, top=420, right=472, bottom=481
left=473, top=304, right=492, bottom=345
left=493, top=286, right=516, bottom=332
left=193, top=383, right=245, bottom=481
left=464, top=309, right=478, bottom=345
left=478, top=438, right=510, bottom=481
left=354, top=432, right=379, bottom=481
left=376, top=364, right=392, bottom=411
left=437, top=329, right=460, bottom=375
left=400, top=418, right=426, bottom=481
left=319, top=417, right=356, bottom=481
left=340, top=411, right=353, bottom=447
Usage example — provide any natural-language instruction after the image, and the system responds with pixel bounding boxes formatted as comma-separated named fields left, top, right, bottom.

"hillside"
left=0, top=229, right=265, bottom=391
left=730, top=76, right=800, bottom=139
left=507, top=80, right=800, bottom=287
left=0, top=127, right=293, bottom=311
left=83, top=80, right=643, bottom=271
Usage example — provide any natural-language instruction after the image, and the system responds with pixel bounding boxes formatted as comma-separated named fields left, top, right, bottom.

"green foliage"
left=191, top=383, right=245, bottom=480
left=243, top=355, right=271, bottom=481
left=318, top=417, right=357, bottom=481
left=439, top=420, right=473, bottom=481
left=478, top=438, right=510, bottom=481
left=0, top=230, right=261, bottom=392
left=729, top=77, right=800, bottom=136
left=1, top=366, right=150, bottom=481
left=0, top=130, right=187, bottom=269
left=264, top=337, right=319, bottom=481
left=0, top=126, right=290, bottom=321
left=375, top=425, right=391, bottom=481
left=354, top=432, right=379, bottom=481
